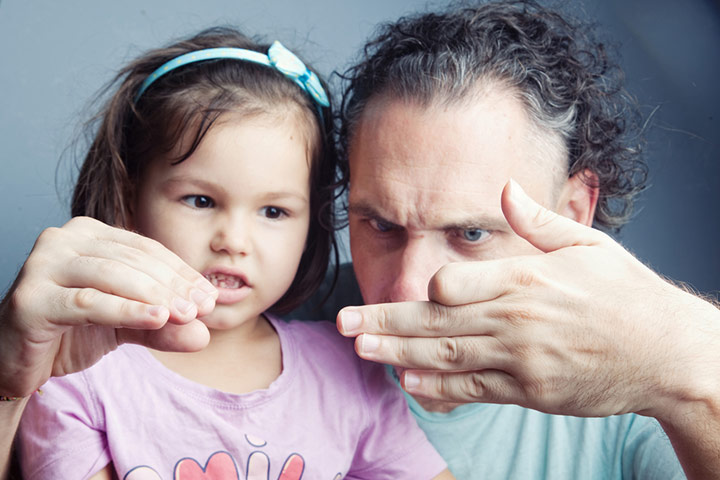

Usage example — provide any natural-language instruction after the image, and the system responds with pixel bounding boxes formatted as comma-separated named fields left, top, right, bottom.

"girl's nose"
left=210, top=215, right=252, bottom=256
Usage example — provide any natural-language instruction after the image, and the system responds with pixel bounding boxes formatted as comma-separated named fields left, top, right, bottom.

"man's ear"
left=556, top=169, right=599, bottom=227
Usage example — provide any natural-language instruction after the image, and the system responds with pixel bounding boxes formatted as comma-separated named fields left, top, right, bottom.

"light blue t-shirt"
left=401, top=384, right=685, bottom=479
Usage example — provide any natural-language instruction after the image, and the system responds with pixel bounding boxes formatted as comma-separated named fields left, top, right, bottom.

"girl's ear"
left=556, top=169, right=599, bottom=227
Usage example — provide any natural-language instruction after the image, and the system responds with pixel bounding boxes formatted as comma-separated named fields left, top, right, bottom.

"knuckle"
left=464, top=372, right=487, bottom=399
left=422, top=303, right=448, bottom=333
left=73, top=288, right=99, bottom=310
left=437, top=337, right=462, bottom=366
left=169, top=274, right=192, bottom=296
left=9, top=284, right=34, bottom=312
left=35, top=226, right=64, bottom=248
left=524, top=375, right=548, bottom=399
left=396, top=337, right=409, bottom=364
left=428, top=265, right=453, bottom=301
left=375, top=304, right=390, bottom=332
left=509, top=265, right=539, bottom=288
left=65, top=216, right=97, bottom=230
left=500, top=305, right=535, bottom=328
left=531, top=205, right=559, bottom=230
left=437, top=374, right=452, bottom=399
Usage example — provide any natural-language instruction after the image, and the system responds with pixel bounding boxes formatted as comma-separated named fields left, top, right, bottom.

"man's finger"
left=353, top=334, right=508, bottom=371
left=337, top=301, right=496, bottom=337
left=501, top=179, right=606, bottom=253
left=56, top=255, right=212, bottom=323
left=401, top=369, right=526, bottom=405
left=428, top=259, right=542, bottom=307
left=118, top=319, right=210, bottom=352
left=46, top=287, right=172, bottom=330
left=65, top=216, right=217, bottom=295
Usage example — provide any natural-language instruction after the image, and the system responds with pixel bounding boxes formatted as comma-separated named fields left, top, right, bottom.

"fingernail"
left=359, top=334, right=380, bottom=354
left=196, top=278, right=217, bottom=295
left=508, top=178, right=528, bottom=203
left=173, top=296, right=195, bottom=314
left=340, top=310, right=362, bottom=333
left=404, top=372, right=420, bottom=390
left=190, top=288, right=212, bottom=307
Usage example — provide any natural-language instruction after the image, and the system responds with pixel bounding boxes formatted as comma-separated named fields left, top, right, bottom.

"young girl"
left=16, top=27, right=451, bottom=480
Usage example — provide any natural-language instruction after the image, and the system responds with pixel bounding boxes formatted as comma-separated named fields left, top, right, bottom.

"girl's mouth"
left=205, top=273, right=246, bottom=289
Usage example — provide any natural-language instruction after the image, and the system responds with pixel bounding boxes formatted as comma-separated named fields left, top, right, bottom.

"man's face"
left=348, top=87, right=573, bottom=304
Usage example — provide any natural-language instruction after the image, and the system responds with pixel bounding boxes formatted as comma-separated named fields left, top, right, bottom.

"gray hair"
left=340, top=0, right=647, bottom=231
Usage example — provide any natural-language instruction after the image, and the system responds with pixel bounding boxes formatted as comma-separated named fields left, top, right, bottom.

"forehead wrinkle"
left=351, top=173, right=506, bottom=232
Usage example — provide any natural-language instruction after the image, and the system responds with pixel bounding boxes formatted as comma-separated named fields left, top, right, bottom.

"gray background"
left=1, top=0, right=718, bottom=298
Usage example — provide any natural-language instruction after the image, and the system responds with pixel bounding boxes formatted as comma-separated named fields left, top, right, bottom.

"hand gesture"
left=338, top=180, right=720, bottom=420
left=0, top=217, right=217, bottom=398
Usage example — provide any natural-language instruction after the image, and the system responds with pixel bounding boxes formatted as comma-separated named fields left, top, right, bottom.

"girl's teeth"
left=205, top=273, right=244, bottom=289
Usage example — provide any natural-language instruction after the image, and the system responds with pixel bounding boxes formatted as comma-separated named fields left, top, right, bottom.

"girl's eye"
left=182, top=195, right=214, bottom=209
left=460, top=228, right=490, bottom=242
left=262, top=206, right=286, bottom=219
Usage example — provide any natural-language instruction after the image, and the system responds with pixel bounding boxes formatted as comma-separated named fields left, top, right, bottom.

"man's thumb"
left=501, top=179, right=601, bottom=253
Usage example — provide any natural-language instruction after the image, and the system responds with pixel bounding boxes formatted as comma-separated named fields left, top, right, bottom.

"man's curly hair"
left=340, top=0, right=647, bottom=231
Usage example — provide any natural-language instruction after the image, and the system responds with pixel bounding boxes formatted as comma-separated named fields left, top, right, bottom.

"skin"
left=88, top=113, right=314, bottom=479
left=0, top=109, right=454, bottom=480
left=337, top=87, right=720, bottom=478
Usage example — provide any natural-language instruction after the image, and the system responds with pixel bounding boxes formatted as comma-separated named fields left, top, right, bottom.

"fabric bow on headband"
left=135, top=41, right=329, bottom=109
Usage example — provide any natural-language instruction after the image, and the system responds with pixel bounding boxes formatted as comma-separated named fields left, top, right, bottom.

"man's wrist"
left=647, top=290, right=720, bottom=424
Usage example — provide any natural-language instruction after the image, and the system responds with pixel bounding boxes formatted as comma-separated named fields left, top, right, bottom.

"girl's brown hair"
left=71, top=26, right=339, bottom=313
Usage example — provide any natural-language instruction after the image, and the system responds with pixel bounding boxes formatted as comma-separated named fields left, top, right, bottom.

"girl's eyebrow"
left=162, top=176, right=219, bottom=190
left=162, top=176, right=309, bottom=202
left=261, top=191, right=310, bottom=203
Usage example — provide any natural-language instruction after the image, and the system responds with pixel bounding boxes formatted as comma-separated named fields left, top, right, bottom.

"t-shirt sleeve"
left=18, top=372, right=111, bottom=480
left=346, top=361, right=447, bottom=479
left=622, top=415, right=685, bottom=480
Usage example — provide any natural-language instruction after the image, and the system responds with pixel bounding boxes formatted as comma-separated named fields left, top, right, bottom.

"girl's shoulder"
left=271, top=316, right=354, bottom=352
left=267, top=315, right=382, bottom=382
left=275, top=316, right=344, bottom=340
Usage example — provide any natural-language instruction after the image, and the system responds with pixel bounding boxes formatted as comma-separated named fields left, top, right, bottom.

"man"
left=1, top=1, right=718, bottom=479
left=323, top=1, right=719, bottom=478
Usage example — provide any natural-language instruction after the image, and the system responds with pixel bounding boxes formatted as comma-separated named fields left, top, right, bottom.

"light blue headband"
left=134, top=41, right=330, bottom=109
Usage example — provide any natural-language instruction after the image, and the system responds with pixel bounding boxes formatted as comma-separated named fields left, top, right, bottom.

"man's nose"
left=385, top=238, right=448, bottom=303
left=210, top=213, right=252, bottom=256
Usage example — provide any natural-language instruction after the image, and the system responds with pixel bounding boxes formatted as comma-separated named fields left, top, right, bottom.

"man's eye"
left=262, top=206, right=286, bottom=219
left=461, top=228, right=489, bottom=242
left=369, top=218, right=394, bottom=233
left=182, top=195, right=214, bottom=208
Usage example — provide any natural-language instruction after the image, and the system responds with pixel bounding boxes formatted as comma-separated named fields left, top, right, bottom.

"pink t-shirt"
left=19, top=316, right=446, bottom=479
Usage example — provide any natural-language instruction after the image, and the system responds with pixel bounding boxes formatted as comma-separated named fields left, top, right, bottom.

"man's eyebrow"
left=348, top=201, right=507, bottom=231
left=348, top=203, right=403, bottom=228
left=444, top=217, right=508, bottom=231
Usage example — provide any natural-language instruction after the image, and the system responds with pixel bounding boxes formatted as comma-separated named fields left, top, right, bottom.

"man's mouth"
left=205, top=273, right=246, bottom=289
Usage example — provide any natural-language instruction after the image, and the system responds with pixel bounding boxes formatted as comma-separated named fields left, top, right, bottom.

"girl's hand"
left=0, top=216, right=217, bottom=397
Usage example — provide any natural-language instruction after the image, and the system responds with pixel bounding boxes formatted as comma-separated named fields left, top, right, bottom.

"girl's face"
left=132, top=113, right=312, bottom=330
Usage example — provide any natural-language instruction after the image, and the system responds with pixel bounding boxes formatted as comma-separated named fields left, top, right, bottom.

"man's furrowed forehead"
left=348, top=87, right=568, bottom=231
